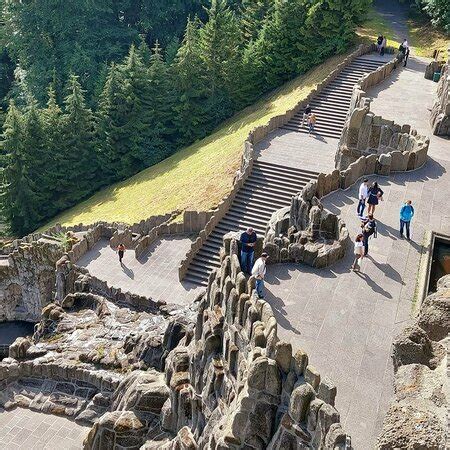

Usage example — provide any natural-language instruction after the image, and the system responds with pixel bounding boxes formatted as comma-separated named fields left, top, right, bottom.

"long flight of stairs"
left=184, top=55, right=386, bottom=286
left=185, top=160, right=319, bottom=286
left=281, top=57, right=387, bottom=139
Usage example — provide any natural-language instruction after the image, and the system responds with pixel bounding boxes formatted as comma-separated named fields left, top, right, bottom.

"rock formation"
left=264, top=181, right=349, bottom=268
left=430, top=50, right=450, bottom=136
left=378, top=274, right=449, bottom=449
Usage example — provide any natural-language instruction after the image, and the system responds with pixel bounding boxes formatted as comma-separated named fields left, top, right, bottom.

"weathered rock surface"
left=430, top=55, right=450, bottom=136
left=378, top=274, right=449, bottom=448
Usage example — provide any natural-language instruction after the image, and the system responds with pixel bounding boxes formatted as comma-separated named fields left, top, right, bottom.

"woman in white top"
left=351, top=234, right=365, bottom=272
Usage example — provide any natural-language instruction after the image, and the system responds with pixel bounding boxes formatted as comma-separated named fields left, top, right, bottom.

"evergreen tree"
left=240, top=0, right=274, bottom=42
left=59, top=75, right=97, bottom=205
left=174, top=17, right=210, bottom=144
left=143, top=42, right=178, bottom=163
left=97, top=45, right=148, bottom=181
left=199, top=0, right=243, bottom=121
left=0, top=101, right=42, bottom=234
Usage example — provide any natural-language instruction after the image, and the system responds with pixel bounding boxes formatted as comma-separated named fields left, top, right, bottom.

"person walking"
left=400, top=200, right=415, bottom=240
left=400, top=39, right=410, bottom=67
left=367, top=181, right=384, bottom=215
left=357, top=178, right=369, bottom=217
left=308, top=113, right=316, bottom=135
left=380, top=36, right=387, bottom=56
left=117, top=243, right=125, bottom=264
left=252, top=252, right=268, bottom=298
left=361, top=214, right=377, bottom=256
left=240, top=227, right=257, bottom=274
left=377, top=35, right=383, bottom=53
left=351, top=234, right=365, bottom=272
left=302, top=104, right=312, bottom=127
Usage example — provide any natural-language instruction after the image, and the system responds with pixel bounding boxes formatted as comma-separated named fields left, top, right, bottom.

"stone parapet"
left=430, top=48, right=450, bottom=136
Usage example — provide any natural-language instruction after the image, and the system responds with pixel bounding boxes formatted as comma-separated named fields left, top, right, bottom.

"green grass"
left=41, top=51, right=357, bottom=228
left=42, top=9, right=397, bottom=230
left=356, top=6, right=400, bottom=48
left=407, top=16, right=449, bottom=60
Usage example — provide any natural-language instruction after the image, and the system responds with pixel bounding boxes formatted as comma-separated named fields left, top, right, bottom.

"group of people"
left=352, top=178, right=415, bottom=271
left=302, top=104, right=316, bottom=135
left=376, top=35, right=387, bottom=56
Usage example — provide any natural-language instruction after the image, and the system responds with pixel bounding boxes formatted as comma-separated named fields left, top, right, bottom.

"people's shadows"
left=312, top=133, right=327, bottom=143
left=265, top=264, right=292, bottom=285
left=365, top=255, right=404, bottom=284
left=121, top=263, right=134, bottom=279
left=264, top=288, right=301, bottom=336
left=376, top=222, right=400, bottom=239
left=354, top=270, right=392, bottom=298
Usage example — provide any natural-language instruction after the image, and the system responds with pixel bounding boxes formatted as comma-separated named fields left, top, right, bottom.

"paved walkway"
left=254, top=53, right=392, bottom=174
left=77, top=236, right=202, bottom=306
left=265, top=54, right=450, bottom=448
left=0, top=407, right=90, bottom=449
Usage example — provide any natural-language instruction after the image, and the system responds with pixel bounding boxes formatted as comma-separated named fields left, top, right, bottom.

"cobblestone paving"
left=77, top=236, right=202, bottom=306
left=0, top=407, right=90, bottom=449
left=265, top=55, right=450, bottom=449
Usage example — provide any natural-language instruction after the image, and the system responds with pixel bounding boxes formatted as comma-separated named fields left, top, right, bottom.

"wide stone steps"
left=184, top=160, right=319, bottom=286
left=282, top=56, right=386, bottom=138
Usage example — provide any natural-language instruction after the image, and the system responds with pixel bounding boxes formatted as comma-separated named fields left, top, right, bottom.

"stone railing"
left=134, top=210, right=214, bottom=259
left=430, top=48, right=450, bottom=136
left=178, top=43, right=376, bottom=281
left=160, top=237, right=349, bottom=449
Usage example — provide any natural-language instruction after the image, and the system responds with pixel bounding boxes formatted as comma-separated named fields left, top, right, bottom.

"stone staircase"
left=184, top=55, right=387, bottom=286
left=185, top=160, right=319, bottom=286
left=282, top=57, right=387, bottom=139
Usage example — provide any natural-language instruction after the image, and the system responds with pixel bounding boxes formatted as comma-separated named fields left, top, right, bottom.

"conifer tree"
left=59, top=75, right=97, bottom=204
left=174, top=17, right=210, bottom=144
left=199, top=0, right=243, bottom=121
left=143, top=42, right=177, bottom=163
left=240, top=0, right=273, bottom=42
left=97, top=45, right=148, bottom=181
left=0, top=101, right=42, bottom=234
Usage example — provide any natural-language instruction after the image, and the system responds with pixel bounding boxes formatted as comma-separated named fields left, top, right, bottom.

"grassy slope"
left=406, top=16, right=449, bottom=60
left=356, top=6, right=400, bottom=48
left=42, top=10, right=393, bottom=229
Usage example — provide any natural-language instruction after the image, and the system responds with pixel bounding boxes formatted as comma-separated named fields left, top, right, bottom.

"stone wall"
left=0, top=242, right=64, bottom=322
left=430, top=48, right=450, bottom=136
left=178, top=43, right=375, bottom=281
left=155, top=237, right=349, bottom=449
left=377, top=274, right=449, bottom=449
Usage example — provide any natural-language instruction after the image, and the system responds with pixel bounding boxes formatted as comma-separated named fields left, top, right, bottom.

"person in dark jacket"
left=117, top=243, right=125, bottom=264
left=240, top=227, right=257, bottom=274
left=302, top=104, right=312, bottom=127
left=361, top=214, right=377, bottom=256
left=367, top=182, right=384, bottom=215
left=400, top=200, right=415, bottom=240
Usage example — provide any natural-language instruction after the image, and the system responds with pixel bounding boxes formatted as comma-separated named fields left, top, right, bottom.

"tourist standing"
left=252, top=252, right=268, bottom=298
left=240, top=227, right=257, bottom=274
left=377, top=35, right=383, bottom=53
left=400, top=39, right=410, bottom=67
left=308, top=113, right=316, bottom=135
left=367, top=181, right=384, bottom=215
left=357, top=178, right=369, bottom=217
left=351, top=234, right=365, bottom=272
left=302, top=104, right=312, bottom=127
left=117, top=243, right=125, bottom=264
left=400, top=200, right=415, bottom=240
left=361, top=214, right=377, bottom=256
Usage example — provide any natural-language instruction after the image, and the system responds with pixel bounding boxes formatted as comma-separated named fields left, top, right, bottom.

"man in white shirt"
left=401, top=39, right=410, bottom=67
left=357, top=178, right=369, bottom=217
left=252, top=252, right=268, bottom=299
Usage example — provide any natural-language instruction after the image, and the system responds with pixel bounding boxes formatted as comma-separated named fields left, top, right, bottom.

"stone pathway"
left=265, top=54, right=450, bottom=448
left=0, top=407, right=90, bottom=449
left=77, top=236, right=202, bottom=306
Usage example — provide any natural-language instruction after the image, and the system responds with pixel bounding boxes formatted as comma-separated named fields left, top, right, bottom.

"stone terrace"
left=264, top=55, right=450, bottom=448
left=77, top=236, right=202, bottom=306
left=0, top=407, right=90, bottom=449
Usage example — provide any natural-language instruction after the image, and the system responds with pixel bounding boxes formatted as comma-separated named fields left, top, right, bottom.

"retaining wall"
left=430, top=48, right=450, bottom=136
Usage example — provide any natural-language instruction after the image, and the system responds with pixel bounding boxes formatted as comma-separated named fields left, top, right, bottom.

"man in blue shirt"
left=400, top=200, right=414, bottom=240
left=240, top=227, right=257, bottom=274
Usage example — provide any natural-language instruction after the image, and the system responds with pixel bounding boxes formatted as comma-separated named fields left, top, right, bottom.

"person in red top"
left=117, top=243, right=125, bottom=264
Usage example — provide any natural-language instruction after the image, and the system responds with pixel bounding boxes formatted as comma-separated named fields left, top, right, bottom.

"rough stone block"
left=305, top=366, right=321, bottom=391
left=317, top=377, right=337, bottom=406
